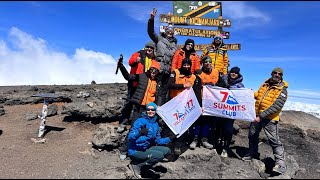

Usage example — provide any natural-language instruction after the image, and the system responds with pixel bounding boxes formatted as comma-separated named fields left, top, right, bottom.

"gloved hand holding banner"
left=202, top=85, right=256, bottom=121
left=157, top=88, right=202, bottom=138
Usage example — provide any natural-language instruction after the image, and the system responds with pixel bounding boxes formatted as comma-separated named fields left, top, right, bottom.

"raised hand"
left=150, top=8, right=157, bottom=19
left=139, top=124, right=148, bottom=136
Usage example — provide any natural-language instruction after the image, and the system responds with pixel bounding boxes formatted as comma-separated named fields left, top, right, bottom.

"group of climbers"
left=115, top=8, right=289, bottom=179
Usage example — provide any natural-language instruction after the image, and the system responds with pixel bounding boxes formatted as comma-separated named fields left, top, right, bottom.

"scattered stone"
left=47, top=104, right=58, bottom=117
left=31, top=138, right=46, bottom=144
left=25, top=112, right=38, bottom=120
left=87, top=102, right=94, bottom=108
left=0, top=106, right=5, bottom=116
left=77, top=91, right=90, bottom=98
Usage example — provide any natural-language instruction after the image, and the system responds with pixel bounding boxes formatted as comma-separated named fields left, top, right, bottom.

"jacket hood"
left=228, top=74, right=243, bottom=86
left=182, top=39, right=195, bottom=52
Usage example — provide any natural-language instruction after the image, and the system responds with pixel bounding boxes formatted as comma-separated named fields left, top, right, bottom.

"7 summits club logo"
left=173, top=99, right=195, bottom=126
left=213, top=91, right=246, bottom=117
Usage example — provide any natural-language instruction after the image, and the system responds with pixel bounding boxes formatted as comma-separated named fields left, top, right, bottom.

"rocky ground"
left=0, top=83, right=319, bottom=179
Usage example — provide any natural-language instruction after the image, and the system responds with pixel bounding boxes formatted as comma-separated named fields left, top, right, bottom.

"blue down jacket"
left=228, top=74, right=245, bottom=88
left=127, top=113, right=171, bottom=156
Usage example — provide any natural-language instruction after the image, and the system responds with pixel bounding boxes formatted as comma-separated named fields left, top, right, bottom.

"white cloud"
left=0, top=27, right=127, bottom=85
left=283, top=101, right=320, bottom=119
left=288, top=89, right=320, bottom=103
left=221, top=2, right=271, bottom=28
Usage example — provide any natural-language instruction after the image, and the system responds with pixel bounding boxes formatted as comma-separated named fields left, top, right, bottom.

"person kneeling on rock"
left=127, top=102, right=175, bottom=179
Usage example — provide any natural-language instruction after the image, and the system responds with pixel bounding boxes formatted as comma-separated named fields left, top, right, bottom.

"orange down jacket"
left=171, top=48, right=200, bottom=74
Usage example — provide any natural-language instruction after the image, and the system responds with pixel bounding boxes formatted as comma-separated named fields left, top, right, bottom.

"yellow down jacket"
left=200, top=45, right=229, bottom=75
left=254, top=79, right=289, bottom=121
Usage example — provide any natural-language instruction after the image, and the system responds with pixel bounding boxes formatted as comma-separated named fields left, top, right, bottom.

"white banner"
left=202, top=85, right=256, bottom=121
left=157, top=88, right=202, bottom=138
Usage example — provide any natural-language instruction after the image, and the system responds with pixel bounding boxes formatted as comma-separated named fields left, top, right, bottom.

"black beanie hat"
left=230, top=66, right=240, bottom=74
left=182, top=58, right=192, bottom=66
left=185, top=39, right=194, bottom=46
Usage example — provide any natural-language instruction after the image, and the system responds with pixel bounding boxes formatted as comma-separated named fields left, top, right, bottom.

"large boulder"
left=92, top=123, right=120, bottom=148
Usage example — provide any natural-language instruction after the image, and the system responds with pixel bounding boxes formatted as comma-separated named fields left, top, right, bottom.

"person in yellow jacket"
left=200, top=34, right=229, bottom=84
left=242, top=67, right=288, bottom=175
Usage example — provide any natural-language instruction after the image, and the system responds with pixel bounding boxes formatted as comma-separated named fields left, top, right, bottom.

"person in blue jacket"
left=127, top=102, right=174, bottom=179
left=220, top=66, right=245, bottom=158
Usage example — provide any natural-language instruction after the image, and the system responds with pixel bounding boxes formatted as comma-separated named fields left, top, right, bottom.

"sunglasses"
left=214, top=38, right=222, bottom=41
left=146, top=108, right=156, bottom=111
left=146, top=47, right=154, bottom=51
left=273, top=72, right=283, bottom=76
left=187, top=43, right=193, bottom=46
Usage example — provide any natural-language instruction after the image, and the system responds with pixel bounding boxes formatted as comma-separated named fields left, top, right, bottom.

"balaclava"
left=180, top=58, right=192, bottom=76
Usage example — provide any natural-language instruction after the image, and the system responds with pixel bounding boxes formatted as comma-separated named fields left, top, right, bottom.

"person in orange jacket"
left=200, top=34, right=229, bottom=84
left=171, top=39, right=200, bottom=74
left=117, top=59, right=161, bottom=161
left=189, top=55, right=221, bottom=151
left=118, top=42, right=156, bottom=133
left=167, top=58, right=198, bottom=155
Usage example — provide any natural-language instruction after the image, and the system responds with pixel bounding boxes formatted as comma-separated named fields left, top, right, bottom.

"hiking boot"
left=189, top=139, right=198, bottom=150
left=128, top=163, right=142, bottom=179
left=201, top=138, right=213, bottom=149
left=117, top=123, right=127, bottom=133
left=273, top=164, right=286, bottom=174
left=174, top=146, right=181, bottom=155
left=242, top=153, right=260, bottom=161
left=221, top=149, right=228, bottom=158
left=119, top=153, right=127, bottom=161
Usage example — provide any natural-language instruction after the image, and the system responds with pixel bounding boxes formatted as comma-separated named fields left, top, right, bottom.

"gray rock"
left=61, top=98, right=123, bottom=119
left=92, top=123, right=120, bottom=148
left=0, top=106, right=4, bottom=116
left=77, top=91, right=90, bottom=98
left=25, top=112, right=38, bottom=120
left=47, top=104, right=58, bottom=117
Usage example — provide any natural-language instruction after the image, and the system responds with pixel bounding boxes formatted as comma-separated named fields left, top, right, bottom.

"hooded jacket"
left=254, top=79, right=288, bottom=121
left=128, top=49, right=156, bottom=87
left=127, top=113, right=171, bottom=155
left=228, top=73, right=245, bottom=88
left=171, top=39, right=200, bottom=74
left=119, top=61, right=159, bottom=107
left=148, top=18, right=178, bottom=75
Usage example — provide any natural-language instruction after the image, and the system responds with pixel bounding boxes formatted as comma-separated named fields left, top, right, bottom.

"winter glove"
left=168, top=134, right=176, bottom=141
left=139, top=125, right=149, bottom=136
left=194, top=69, right=202, bottom=75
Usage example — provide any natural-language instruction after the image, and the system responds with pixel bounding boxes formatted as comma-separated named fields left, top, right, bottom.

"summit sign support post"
left=160, top=1, right=241, bottom=51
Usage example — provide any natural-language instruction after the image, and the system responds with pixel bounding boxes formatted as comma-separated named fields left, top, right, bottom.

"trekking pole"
left=115, top=54, right=123, bottom=75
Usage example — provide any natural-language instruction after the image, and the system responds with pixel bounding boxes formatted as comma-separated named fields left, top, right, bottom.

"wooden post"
left=218, top=2, right=223, bottom=34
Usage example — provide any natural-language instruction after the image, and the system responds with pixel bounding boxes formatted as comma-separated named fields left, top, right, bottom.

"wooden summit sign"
left=160, top=25, right=229, bottom=39
left=160, top=14, right=231, bottom=27
left=173, top=1, right=222, bottom=18
left=178, top=44, right=241, bottom=51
